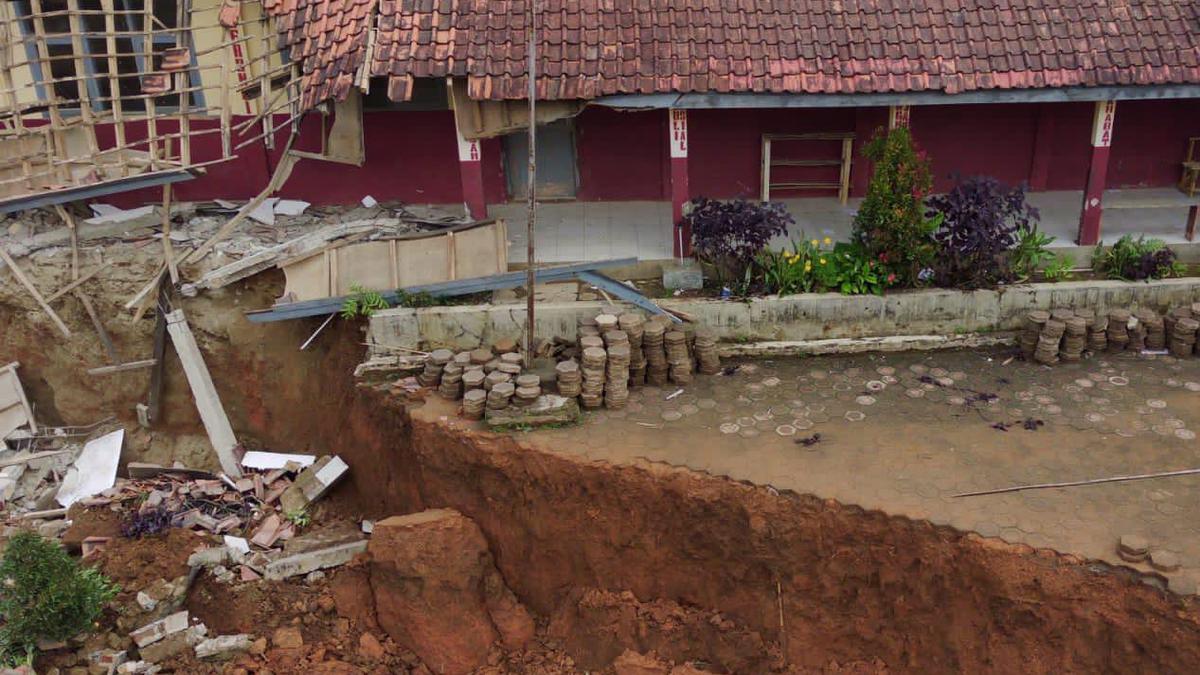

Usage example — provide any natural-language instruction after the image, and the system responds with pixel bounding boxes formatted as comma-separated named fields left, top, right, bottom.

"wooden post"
left=1077, top=100, right=1116, bottom=246
left=669, top=109, right=690, bottom=258
left=524, top=1, right=538, bottom=368
left=100, top=0, right=126, bottom=176
left=161, top=184, right=179, bottom=283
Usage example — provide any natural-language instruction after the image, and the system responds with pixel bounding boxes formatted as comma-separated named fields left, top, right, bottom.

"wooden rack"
left=760, top=132, right=855, bottom=204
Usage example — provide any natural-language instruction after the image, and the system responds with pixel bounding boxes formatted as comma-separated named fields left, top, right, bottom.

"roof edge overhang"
left=594, top=85, right=1200, bottom=110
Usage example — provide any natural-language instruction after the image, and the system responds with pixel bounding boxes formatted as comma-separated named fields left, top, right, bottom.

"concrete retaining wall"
left=368, top=278, right=1200, bottom=351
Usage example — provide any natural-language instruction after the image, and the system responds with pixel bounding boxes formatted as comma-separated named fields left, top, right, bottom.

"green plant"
left=686, top=198, right=794, bottom=283
left=0, top=533, right=118, bottom=664
left=813, top=243, right=885, bottom=295
left=393, top=290, right=441, bottom=308
left=1042, top=254, right=1075, bottom=282
left=283, top=509, right=311, bottom=528
left=752, top=236, right=830, bottom=295
left=1010, top=225, right=1056, bottom=281
left=1093, top=235, right=1181, bottom=281
left=852, top=127, right=939, bottom=287
left=340, top=284, right=390, bottom=319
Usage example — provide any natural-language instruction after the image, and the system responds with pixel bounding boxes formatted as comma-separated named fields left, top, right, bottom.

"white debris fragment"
left=247, top=198, right=280, bottom=226
left=360, top=195, right=378, bottom=208
left=84, top=205, right=156, bottom=225
left=241, top=451, right=316, bottom=471
left=273, top=199, right=310, bottom=216
left=55, top=429, right=123, bottom=507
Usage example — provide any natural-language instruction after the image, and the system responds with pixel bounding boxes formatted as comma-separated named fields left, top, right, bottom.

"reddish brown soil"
left=8, top=255, right=1200, bottom=673
left=88, top=527, right=198, bottom=596
left=62, top=504, right=124, bottom=549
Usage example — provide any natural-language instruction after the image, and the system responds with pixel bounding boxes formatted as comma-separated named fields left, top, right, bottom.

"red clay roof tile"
left=271, top=0, right=1200, bottom=108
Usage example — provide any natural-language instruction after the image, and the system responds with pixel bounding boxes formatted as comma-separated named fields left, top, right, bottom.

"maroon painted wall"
left=111, top=110, right=506, bottom=207
left=96, top=97, right=1200, bottom=209
left=575, top=107, right=666, bottom=200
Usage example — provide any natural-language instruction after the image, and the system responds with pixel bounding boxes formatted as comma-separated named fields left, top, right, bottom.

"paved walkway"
left=491, top=190, right=1198, bottom=263
left=513, top=348, right=1200, bottom=593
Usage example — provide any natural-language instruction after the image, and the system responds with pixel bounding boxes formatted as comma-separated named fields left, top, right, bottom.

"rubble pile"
left=1022, top=303, right=1200, bottom=365
left=392, top=309, right=723, bottom=423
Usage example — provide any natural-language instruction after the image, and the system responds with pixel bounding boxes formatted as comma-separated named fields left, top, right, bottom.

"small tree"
left=686, top=198, right=793, bottom=287
left=0, top=533, right=118, bottom=665
left=851, top=127, right=937, bottom=287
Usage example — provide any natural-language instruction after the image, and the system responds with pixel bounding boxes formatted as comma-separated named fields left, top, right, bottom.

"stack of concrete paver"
left=1022, top=304, right=1199, bottom=366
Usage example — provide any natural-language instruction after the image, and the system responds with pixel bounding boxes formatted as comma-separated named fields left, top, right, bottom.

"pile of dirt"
left=87, top=527, right=198, bottom=597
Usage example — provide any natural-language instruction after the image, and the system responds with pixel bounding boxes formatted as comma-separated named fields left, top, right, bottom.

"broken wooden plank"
left=0, top=362, right=37, bottom=437
left=0, top=248, right=72, bottom=338
left=86, top=359, right=157, bottom=376
left=146, top=292, right=169, bottom=426
left=165, top=309, right=242, bottom=478
left=0, top=450, right=70, bottom=469
left=45, top=262, right=113, bottom=303
left=75, top=291, right=119, bottom=365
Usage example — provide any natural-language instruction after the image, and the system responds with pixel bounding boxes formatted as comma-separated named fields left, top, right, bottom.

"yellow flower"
left=804, top=262, right=812, bottom=272
left=819, top=258, right=827, bottom=265
left=823, top=237, right=832, bottom=245
left=810, top=239, right=819, bottom=247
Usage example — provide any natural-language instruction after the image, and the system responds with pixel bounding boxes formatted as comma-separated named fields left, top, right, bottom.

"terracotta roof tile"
left=271, top=0, right=1200, bottom=107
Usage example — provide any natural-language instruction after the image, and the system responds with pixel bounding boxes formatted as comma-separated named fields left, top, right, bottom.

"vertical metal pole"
left=524, top=0, right=537, bottom=368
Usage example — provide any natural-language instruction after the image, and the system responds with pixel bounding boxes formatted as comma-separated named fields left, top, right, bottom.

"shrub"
left=1010, top=225, right=1056, bottom=281
left=927, top=176, right=1039, bottom=289
left=1093, top=235, right=1183, bottom=281
left=0, top=533, right=118, bottom=664
left=120, top=507, right=175, bottom=539
left=1042, top=254, right=1075, bottom=282
left=687, top=198, right=793, bottom=284
left=851, top=127, right=939, bottom=287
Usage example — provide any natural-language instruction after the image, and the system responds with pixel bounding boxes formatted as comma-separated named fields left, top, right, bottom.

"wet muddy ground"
left=524, top=347, right=1200, bottom=593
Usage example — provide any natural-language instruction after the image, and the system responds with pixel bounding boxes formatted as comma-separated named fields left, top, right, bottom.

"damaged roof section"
left=0, top=0, right=300, bottom=213
left=274, top=0, right=1200, bottom=107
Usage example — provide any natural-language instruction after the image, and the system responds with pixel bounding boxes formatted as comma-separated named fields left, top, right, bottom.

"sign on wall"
left=670, top=109, right=688, bottom=158
left=1091, top=100, right=1117, bottom=147
left=456, top=128, right=481, bottom=162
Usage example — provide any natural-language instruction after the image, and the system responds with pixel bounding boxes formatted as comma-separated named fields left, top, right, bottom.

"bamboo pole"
left=28, top=0, right=72, bottom=184
left=0, top=247, right=72, bottom=338
left=100, top=0, right=127, bottom=177
left=142, top=0, right=159, bottom=168
left=524, top=0, right=538, bottom=369
left=161, top=184, right=178, bottom=283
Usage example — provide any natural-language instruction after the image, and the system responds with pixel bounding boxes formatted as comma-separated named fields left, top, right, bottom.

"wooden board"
left=280, top=220, right=508, bottom=303
left=0, top=362, right=36, bottom=438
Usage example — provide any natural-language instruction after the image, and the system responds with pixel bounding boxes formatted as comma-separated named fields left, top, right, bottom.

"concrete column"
left=1077, top=100, right=1116, bottom=245
left=1028, top=104, right=1056, bottom=192
left=455, top=125, right=487, bottom=221
left=668, top=109, right=691, bottom=258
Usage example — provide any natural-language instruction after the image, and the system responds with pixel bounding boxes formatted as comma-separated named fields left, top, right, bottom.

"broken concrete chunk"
left=136, top=591, right=158, bottom=612
left=130, top=611, right=189, bottom=648
left=279, top=455, right=349, bottom=513
left=187, top=546, right=233, bottom=569
left=194, top=634, right=253, bottom=660
left=137, top=624, right=205, bottom=663
left=263, top=540, right=368, bottom=581
left=117, top=660, right=161, bottom=674
left=485, top=394, right=581, bottom=429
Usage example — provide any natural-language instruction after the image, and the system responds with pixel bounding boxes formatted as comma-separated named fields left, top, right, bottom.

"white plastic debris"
left=247, top=198, right=279, bottom=226
left=240, top=451, right=316, bottom=470
left=56, top=429, right=123, bottom=507
left=360, top=195, right=378, bottom=208
left=273, top=200, right=310, bottom=216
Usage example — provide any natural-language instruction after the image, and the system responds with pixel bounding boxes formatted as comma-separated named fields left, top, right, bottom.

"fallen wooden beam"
left=0, top=248, right=72, bottom=338
left=165, top=309, right=242, bottom=478
left=86, top=359, right=157, bottom=376
left=953, top=467, right=1200, bottom=497
left=45, top=262, right=113, bottom=303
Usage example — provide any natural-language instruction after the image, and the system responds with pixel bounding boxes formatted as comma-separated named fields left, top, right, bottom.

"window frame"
left=14, top=0, right=204, bottom=116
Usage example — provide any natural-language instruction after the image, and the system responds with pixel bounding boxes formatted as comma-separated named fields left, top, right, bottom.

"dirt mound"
left=550, top=588, right=779, bottom=673
left=87, top=527, right=198, bottom=596
left=369, top=509, right=535, bottom=675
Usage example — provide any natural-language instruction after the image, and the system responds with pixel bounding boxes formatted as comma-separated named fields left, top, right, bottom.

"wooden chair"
left=1181, top=137, right=1200, bottom=197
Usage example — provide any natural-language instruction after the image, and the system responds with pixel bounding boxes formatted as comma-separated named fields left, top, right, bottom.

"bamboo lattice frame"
left=0, top=0, right=303, bottom=208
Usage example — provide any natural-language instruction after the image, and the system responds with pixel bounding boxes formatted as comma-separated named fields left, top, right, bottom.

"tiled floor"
left=494, top=347, right=1200, bottom=594
left=489, top=190, right=1197, bottom=264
